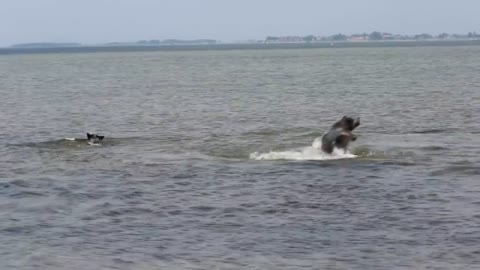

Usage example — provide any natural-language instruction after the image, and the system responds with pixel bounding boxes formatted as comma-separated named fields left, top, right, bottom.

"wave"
left=430, top=165, right=480, bottom=176
left=410, top=128, right=459, bottom=134
left=249, top=137, right=357, bottom=161
left=419, top=146, right=450, bottom=151
left=6, top=136, right=150, bottom=149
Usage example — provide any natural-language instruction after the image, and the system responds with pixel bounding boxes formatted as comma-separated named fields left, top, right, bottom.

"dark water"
left=1, top=47, right=479, bottom=269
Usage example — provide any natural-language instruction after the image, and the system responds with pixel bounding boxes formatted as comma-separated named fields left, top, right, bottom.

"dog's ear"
left=87, top=133, right=92, bottom=139
left=98, top=136, right=105, bottom=141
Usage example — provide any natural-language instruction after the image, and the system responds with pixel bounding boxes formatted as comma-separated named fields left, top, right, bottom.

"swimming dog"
left=65, top=133, right=105, bottom=145
left=321, top=116, right=360, bottom=154
left=86, top=133, right=105, bottom=145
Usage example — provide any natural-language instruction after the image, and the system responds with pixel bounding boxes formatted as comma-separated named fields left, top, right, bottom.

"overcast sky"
left=1, top=0, right=479, bottom=46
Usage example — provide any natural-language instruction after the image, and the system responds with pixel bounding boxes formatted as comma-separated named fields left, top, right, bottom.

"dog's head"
left=87, top=133, right=105, bottom=145
left=333, top=116, right=360, bottom=131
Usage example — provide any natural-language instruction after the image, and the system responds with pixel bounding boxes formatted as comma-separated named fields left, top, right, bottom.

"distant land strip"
left=2, top=40, right=480, bottom=55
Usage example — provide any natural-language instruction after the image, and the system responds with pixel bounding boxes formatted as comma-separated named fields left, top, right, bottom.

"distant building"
left=382, top=33, right=395, bottom=40
left=349, top=36, right=368, bottom=42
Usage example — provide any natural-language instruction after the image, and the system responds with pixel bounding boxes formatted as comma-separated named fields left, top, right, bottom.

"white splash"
left=65, top=138, right=76, bottom=141
left=250, top=137, right=357, bottom=161
left=87, top=142, right=102, bottom=146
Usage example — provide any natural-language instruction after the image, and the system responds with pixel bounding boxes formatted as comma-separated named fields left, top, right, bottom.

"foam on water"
left=250, top=137, right=357, bottom=161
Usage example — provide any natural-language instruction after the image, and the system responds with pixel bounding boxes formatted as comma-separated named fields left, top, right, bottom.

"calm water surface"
left=1, top=47, right=480, bottom=269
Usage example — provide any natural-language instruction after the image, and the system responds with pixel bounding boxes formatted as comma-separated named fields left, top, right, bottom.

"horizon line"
left=3, top=30, right=480, bottom=48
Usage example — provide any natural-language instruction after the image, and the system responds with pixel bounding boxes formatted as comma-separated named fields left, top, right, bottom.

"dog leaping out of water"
left=321, top=116, right=360, bottom=154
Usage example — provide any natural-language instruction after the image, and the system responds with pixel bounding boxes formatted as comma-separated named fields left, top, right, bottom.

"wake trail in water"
left=250, top=137, right=357, bottom=161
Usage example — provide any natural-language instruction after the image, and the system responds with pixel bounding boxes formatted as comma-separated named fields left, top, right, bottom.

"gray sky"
left=1, top=0, right=479, bottom=46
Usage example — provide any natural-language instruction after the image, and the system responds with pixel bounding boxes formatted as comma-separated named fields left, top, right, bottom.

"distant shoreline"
left=1, top=40, right=480, bottom=55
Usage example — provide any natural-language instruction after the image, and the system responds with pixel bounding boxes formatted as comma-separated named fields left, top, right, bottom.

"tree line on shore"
left=265, top=31, right=480, bottom=43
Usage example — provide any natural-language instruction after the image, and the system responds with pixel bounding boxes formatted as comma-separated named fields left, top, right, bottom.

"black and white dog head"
left=87, top=133, right=105, bottom=145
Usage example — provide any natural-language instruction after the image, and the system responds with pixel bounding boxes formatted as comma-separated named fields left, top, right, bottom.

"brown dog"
left=321, top=116, right=360, bottom=154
